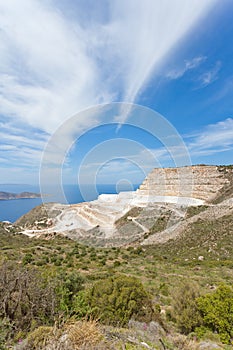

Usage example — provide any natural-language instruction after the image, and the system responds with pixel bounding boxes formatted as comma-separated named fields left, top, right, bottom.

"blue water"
left=0, top=184, right=140, bottom=223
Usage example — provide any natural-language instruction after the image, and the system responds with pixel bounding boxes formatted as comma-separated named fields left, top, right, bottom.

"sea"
left=0, top=183, right=140, bottom=223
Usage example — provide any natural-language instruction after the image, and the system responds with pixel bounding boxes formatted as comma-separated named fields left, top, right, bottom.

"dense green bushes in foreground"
left=0, top=232, right=233, bottom=349
left=84, top=275, right=154, bottom=326
left=0, top=263, right=154, bottom=346
left=0, top=260, right=232, bottom=348
left=172, top=282, right=233, bottom=344
left=0, top=263, right=85, bottom=343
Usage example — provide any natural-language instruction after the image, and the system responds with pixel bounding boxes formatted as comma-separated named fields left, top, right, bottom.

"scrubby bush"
left=22, top=253, right=33, bottom=265
left=172, top=282, right=233, bottom=344
left=0, top=262, right=58, bottom=332
left=73, top=290, right=92, bottom=319
left=0, top=263, right=84, bottom=335
left=113, top=260, right=121, bottom=267
left=171, top=281, right=202, bottom=334
left=27, top=326, right=53, bottom=349
left=197, top=284, right=233, bottom=344
left=86, top=275, right=154, bottom=326
left=0, top=318, right=13, bottom=350
left=56, top=271, right=85, bottom=314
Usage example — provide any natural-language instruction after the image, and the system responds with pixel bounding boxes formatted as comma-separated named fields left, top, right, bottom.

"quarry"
left=16, top=165, right=233, bottom=247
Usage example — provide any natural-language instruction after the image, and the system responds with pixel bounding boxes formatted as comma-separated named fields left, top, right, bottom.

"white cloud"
left=187, top=117, right=233, bottom=151
left=108, top=118, right=233, bottom=169
left=0, top=0, right=217, bottom=182
left=110, top=0, right=214, bottom=122
left=198, top=61, right=221, bottom=87
left=0, top=0, right=215, bottom=132
left=0, top=121, right=48, bottom=170
left=0, top=166, right=39, bottom=184
left=0, top=143, right=43, bottom=167
left=166, top=56, right=206, bottom=79
left=139, top=118, right=233, bottom=161
left=0, top=0, right=114, bottom=134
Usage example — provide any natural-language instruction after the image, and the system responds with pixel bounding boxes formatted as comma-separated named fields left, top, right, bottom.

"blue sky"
left=0, top=0, right=233, bottom=185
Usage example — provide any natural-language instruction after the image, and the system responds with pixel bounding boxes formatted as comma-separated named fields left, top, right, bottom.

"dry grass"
left=168, top=334, right=200, bottom=350
left=26, top=326, right=54, bottom=349
left=65, top=320, right=104, bottom=349
left=21, top=321, right=107, bottom=350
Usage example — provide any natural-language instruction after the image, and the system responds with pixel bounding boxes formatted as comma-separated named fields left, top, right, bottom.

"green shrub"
left=0, top=318, right=13, bottom=350
left=66, top=261, right=74, bottom=267
left=0, top=262, right=58, bottom=333
left=121, top=254, right=129, bottom=260
left=86, top=275, right=154, bottom=326
left=57, top=272, right=85, bottom=313
left=35, top=258, right=48, bottom=266
left=54, top=258, right=62, bottom=266
left=90, top=253, right=97, bottom=260
left=22, top=253, right=33, bottom=265
left=73, top=290, right=92, bottom=318
left=113, top=260, right=121, bottom=267
left=159, top=282, right=169, bottom=296
left=99, top=259, right=106, bottom=266
left=171, top=281, right=202, bottom=334
left=27, top=326, right=53, bottom=349
left=197, top=284, right=233, bottom=344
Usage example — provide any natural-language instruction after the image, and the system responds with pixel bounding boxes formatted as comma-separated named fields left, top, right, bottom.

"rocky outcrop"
left=138, top=165, right=231, bottom=202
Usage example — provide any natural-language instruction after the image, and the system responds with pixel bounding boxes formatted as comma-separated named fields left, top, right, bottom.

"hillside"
left=1, top=206, right=233, bottom=349
left=15, top=165, right=233, bottom=247
left=1, top=165, right=233, bottom=349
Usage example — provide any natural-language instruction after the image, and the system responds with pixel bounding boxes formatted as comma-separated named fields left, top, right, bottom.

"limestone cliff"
left=138, top=165, right=232, bottom=202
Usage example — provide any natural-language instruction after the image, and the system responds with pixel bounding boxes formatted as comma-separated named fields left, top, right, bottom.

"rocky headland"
left=0, top=191, right=41, bottom=200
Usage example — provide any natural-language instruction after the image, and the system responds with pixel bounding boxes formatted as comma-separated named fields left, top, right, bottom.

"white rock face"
left=138, top=165, right=229, bottom=201
left=23, top=192, right=203, bottom=238
left=21, top=165, right=232, bottom=241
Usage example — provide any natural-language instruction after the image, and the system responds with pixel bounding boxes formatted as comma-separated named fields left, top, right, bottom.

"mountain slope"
left=13, top=165, right=233, bottom=247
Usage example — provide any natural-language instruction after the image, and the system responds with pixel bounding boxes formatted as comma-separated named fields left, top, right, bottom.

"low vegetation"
left=0, top=206, right=233, bottom=349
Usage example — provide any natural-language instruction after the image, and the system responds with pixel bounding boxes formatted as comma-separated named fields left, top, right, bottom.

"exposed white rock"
left=19, top=165, right=232, bottom=243
left=138, top=165, right=230, bottom=201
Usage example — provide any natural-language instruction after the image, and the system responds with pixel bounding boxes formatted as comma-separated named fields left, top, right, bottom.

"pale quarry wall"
left=137, top=165, right=230, bottom=202
left=20, top=165, right=232, bottom=242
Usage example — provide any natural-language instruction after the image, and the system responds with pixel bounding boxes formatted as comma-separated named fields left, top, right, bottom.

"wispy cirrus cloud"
left=0, top=0, right=217, bottom=182
left=207, top=76, right=233, bottom=103
left=0, top=0, right=215, bottom=133
left=0, top=0, right=108, bottom=134
left=0, top=120, right=48, bottom=172
left=198, top=61, right=222, bottom=87
left=166, top=56, right=207, bottom=80
left=165, top=57, right=221, bottom=90
left=116, top=118, right=233, bottom=169
left=187, top=117, right=233, bottom=151
left=0, top=120, right=48, bottom=150
left=40, top=115, right=233, bottom=185
left=150, top=118, right=233, bottom=161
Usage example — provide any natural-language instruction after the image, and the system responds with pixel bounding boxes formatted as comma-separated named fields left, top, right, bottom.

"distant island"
left=0, top=191, right=41, bottom=200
